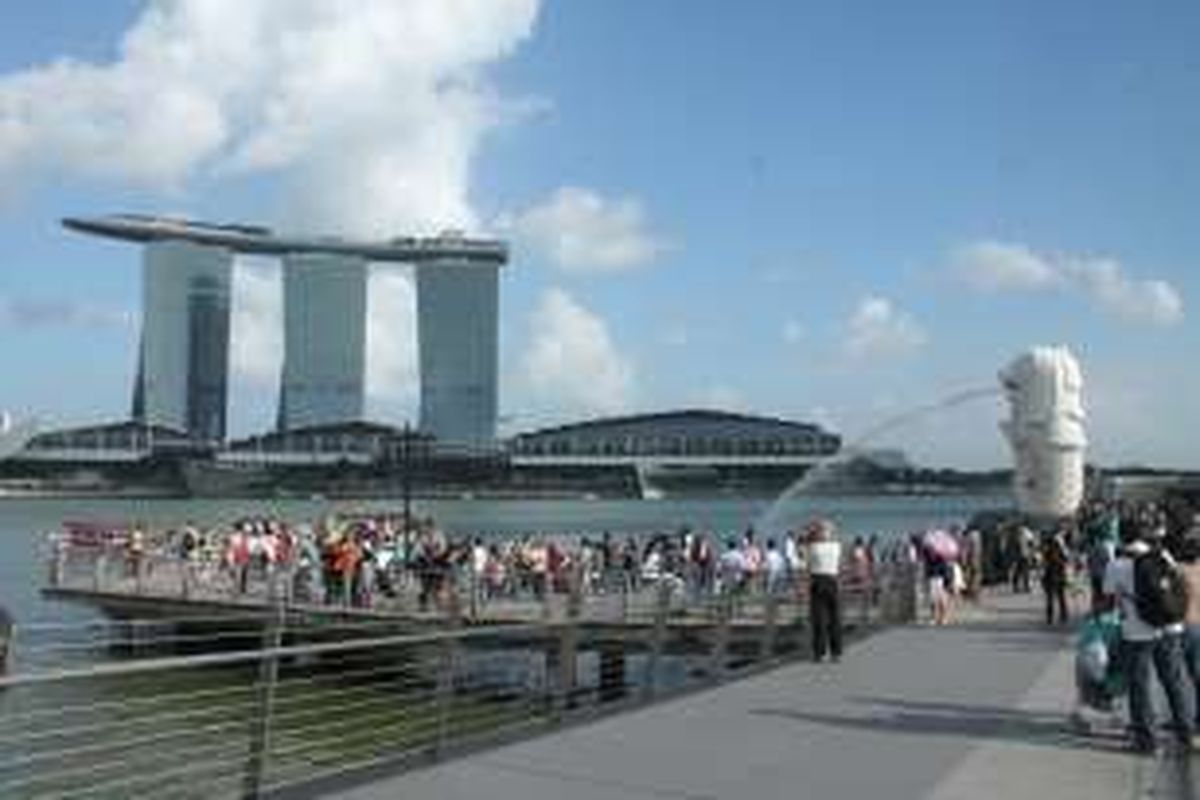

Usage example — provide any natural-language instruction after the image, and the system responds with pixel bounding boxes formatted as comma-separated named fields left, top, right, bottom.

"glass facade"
left=277, top=254, right=368, bottom=430
left=416, top=260, right=499, bottom=445
left=134, top=240, right=232, bottom=441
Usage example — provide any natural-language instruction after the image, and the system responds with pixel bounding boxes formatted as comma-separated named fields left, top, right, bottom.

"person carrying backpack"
left=1102, top=524, right=1195, bottom=754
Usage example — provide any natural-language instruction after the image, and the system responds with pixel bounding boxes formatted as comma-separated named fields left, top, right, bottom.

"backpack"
left=1133, top=551, right=1189, bottom=628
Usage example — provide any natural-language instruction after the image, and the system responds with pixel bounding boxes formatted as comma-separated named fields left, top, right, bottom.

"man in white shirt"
left=765, top=538, right=787, bottom=595
left=1103, top=530, right=1195, bottom=753
left=806, top=519, right=843, bottom=663
left=718, top=540, right=745, bottom=595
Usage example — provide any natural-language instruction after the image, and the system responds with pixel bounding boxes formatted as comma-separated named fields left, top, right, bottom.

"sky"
left=1, top=0, right=1198, bottom=469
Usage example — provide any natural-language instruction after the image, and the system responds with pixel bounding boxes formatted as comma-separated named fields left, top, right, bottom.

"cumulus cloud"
left=953, top=240, right=1183, bottom=326
left=0, top=0, right=540, bottom=236
left=365, top=267, right=419, bottom=411
left=519, top=288, right=634, bottom=415
left=843, top=296, right=927, bottom=360
left=0, top=296, right=133, bottom=329
left=1060, top=257, right=1184, bottom=326
left=953, top=241, right=1058, bottom=291
left=508, top=186, right=672, bottom=272
left=230, top=260, right=418, bottom=416
left=229, top=259, right=282, bottom=385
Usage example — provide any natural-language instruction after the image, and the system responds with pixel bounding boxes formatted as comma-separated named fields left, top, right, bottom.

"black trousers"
left=1043, top=578, right=1068, bottom=624
left=810, top=574, right=842, bottom=660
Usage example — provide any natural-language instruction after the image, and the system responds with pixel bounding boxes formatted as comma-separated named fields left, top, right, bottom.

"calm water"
left=0, top=493, right=1008, bottom=626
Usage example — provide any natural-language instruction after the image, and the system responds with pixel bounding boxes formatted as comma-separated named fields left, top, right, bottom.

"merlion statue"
left=999, top=346, right=1086, bottom=518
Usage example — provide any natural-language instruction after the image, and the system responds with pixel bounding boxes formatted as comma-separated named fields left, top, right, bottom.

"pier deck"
left=322, top=592, right=1195, bottom=800
left=44, top=550, right=896, bottom=631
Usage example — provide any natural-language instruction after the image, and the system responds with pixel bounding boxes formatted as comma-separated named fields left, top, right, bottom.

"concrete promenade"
left=326, top=591, right=1198, bottom=800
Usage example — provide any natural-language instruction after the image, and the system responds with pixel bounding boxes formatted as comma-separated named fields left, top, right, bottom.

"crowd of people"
left=67, top=514, right=917, bottom=611
left=1059, top=499, right=1200, bottom=754
left=971, top=497, right=1200, bottom=755
left=55, top=510, right=1009, bottom=672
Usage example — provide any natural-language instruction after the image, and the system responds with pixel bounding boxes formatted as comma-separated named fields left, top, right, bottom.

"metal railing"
left=43, top=540, right=920, bottom=625
left=4, top=560, right=922, bottom=799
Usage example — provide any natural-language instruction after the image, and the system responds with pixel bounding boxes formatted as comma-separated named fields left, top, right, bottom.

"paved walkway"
left=326, top=592, right=1197, bottom=800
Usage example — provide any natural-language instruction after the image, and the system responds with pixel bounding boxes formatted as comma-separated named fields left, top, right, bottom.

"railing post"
left=94, top=551, right=106, bottom=591
left=620, top=571, right=629, bottom=623
left=860, top=574, right=871, bottom=627
left=1, top=622, right=14, bottom=674
left=642, top=581, right=671, bottom=700
left=445, top=574, right=462, bottom=624
left=710, top=592, right=731, bottom=681
left=48, top=543, right=65, bottom=589
left=760, top=590, right=779, bottom=662
left=554, top=570, right=582, bottom=720
left=435, top=634, right=456, bottom=757
left=242, top=576, right=285, bottom=800
left=906, top=559, right=921, bottom=624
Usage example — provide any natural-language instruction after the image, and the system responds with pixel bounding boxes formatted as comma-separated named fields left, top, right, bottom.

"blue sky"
left=1, top=0, right=1198, bottom=468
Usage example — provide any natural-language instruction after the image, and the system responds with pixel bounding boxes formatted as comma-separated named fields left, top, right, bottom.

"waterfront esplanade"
left=64, top=215, right=508, bottom=445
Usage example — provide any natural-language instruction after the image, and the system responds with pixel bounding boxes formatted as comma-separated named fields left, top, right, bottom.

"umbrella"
left=923, top=529, right=960, bottom=561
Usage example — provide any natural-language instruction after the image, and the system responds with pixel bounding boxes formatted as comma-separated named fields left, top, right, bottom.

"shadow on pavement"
left=750, top=697, right=1125, bottom=754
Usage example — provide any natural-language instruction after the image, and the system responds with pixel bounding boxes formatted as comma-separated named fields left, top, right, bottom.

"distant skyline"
left=2, top=0, right=1198, bottom=469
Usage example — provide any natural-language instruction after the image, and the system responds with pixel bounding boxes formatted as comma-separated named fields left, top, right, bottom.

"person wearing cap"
left=1102, top=522, right=1195, bottom=754
left=806, top=519, right=843, bottom=663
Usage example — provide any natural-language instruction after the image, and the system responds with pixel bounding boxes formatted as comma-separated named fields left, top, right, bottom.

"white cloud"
left=952, top=241, right=1058, bottom=291
left=230, top=260, right=418, bottom=417
left=954, top=240, right=1183, bottom=326
left=843, top=296, right=927, bottom=360
left=518, top=288, right=634, bottom=415
left=0, top=0, right=541, bottom=236
left=0, top=296, right=133, bottom=329
left=365, top=267, right=419, bottom=415
left=782, top=319, right=805, bottom=345
left=1060, top=257, right=1184, bottom=326
left=508, top=186, right=672, bottom=272
left=229, top=259, right=282, bottom=385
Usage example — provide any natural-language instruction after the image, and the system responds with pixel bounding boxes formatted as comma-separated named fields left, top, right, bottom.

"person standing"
left=1086, top=507, right=1119, bottom=613
left=1011, top=524, right=1035, bottom=593
left=1041, top=528, right=1070, bottom=625
left=1103, top=526, right=1195, bottom=754
left=1175, top=531, right=1200, bottom=734
left=806, top=519, right=843, bottom=663
left=764, top=538, right=787, bottom=595
left=923, top=543, right=952, bottom=626
left=718, top=539, right=745, bottom=597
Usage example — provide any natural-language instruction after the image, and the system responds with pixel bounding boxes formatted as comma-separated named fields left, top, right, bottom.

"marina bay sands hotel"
left=64, top=215, right=507, bottom=446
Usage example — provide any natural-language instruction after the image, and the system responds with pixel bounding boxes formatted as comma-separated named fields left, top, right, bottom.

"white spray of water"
left=752, top=386, right=1003, bottom=537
